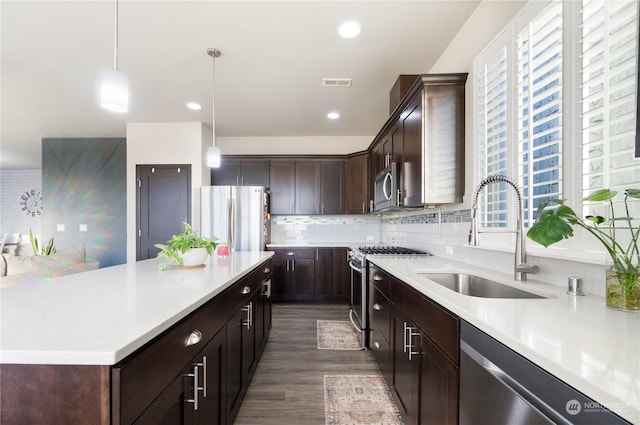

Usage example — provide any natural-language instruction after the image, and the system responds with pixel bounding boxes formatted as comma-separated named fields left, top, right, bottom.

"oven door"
left=348, top=257, right=365, bottom=332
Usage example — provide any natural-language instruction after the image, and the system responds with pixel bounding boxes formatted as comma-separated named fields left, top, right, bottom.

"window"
left=474, top=0, right=638, bottom=242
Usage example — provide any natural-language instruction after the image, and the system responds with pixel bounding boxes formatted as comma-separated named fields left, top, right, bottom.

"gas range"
left=349, top=245, right=430, bottom=266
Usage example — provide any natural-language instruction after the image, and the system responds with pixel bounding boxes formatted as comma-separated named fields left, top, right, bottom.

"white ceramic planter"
left=180, top=248, right=209, bottom=267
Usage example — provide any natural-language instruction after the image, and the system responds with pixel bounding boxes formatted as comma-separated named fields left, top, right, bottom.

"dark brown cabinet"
left=346, top=153, right=369, bottom=214
left=270, top=247, right=349, bottom=302
left=270, top=248, right=316, bottom=301
left=212, top=158, right=270, bottom=187
left=369, top=264, right=460, bottom=425
left=270, top=160, right=345, bottom=215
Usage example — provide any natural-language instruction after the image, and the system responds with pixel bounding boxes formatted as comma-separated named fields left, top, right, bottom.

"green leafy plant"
left=527, top=188, right=640, bottom=308
left=154, top=222, right=218, bottom=268
left=29, top=228, right=56, bottom=256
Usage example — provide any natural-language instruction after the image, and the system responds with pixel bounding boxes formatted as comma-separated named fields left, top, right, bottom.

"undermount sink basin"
left=417, top=273, right=547, bottom=299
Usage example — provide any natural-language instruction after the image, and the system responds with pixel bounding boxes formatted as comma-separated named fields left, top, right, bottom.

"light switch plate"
left=56, top=224, right=65, bottom=232
left=79, top=224, right=88, bottom=232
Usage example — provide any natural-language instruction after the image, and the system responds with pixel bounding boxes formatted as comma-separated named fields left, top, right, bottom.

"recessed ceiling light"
left=337, top=20, right=362, bottom=39
left=327, top=112, right=340, bottom=120
left=186, top=102, right=202, bottom=110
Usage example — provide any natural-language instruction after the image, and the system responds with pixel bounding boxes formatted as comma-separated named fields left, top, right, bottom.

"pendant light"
left=99, top=0, right=128, bottom=113
left=206, top=48, right=222, bottom=168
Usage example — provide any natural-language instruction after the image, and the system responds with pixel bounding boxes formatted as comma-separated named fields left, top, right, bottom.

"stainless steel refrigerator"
left=201, top=186, right=270, bottom=251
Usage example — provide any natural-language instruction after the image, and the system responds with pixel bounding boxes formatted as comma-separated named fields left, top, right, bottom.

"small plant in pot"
left=154, top=222, right=218, bottom=270
left=527, top=188, right=640, bottom=311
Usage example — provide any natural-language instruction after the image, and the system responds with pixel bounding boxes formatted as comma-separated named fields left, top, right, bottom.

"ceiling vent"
left=322, top=78, right=352, bottom=87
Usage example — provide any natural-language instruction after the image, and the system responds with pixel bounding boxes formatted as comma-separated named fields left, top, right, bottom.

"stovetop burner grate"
left=357, top=246, right=429, bottom=255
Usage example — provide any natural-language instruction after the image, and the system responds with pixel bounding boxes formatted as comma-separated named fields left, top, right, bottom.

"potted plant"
left=154, top=222, right=218, bottom=269
left=29, top=228, right=56, bottom=256
left=527, top=188, right=640, bottom=311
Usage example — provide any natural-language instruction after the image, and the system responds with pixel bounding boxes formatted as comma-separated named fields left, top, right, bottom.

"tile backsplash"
left=271, top=215, right=382, bottom=244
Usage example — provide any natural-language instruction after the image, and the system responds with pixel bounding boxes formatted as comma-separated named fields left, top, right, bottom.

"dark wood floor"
left=233, top=303, right=380, bottom=425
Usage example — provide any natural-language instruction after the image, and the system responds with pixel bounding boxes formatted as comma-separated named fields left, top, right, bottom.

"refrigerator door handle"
left=230, top=198, right=236, bottom=250
left=227, top=198, right=233, bottom=248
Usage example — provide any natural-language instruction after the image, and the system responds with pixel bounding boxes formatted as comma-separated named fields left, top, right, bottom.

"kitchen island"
left=368, top=255, right=639, bottom=424
left=0, top=251, right=273, bottom=424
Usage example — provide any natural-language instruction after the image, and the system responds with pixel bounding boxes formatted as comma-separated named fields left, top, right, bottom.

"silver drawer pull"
left=286, top=251, right=294, bottom=256
left=185, top=330, right=203, bottom=347
left=372, top=341, right=381, bottom=350
left=373, top=303, right=382, bottom=311
left=263, top=267, right=271, bottom=274
left=241, top=286, right=251, bottom=294
left=373, top=275, right=383, bottom=281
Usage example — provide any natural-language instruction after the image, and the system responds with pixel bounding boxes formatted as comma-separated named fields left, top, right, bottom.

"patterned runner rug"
left=324, top=374, right=404, bottom=425
left=317, top=320, right=361, bottom=350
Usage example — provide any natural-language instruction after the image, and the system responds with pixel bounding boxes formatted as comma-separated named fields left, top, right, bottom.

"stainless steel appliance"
left=201, top=186, right=270, bottom=251
left=460, top=321, right=630, bottom=425
left=347, top=245, right=429, bottom=349
left=373, top=162, right=401, bottom=211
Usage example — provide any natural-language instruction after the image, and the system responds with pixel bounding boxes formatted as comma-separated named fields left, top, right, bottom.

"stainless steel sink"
left=417, top=273, right=547, bottom=299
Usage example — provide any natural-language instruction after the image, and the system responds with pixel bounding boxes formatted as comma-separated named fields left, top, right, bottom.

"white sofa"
left=0, top=244, right=99, bottom=288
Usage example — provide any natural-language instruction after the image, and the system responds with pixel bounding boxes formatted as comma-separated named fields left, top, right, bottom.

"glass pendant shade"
left=206, top=146, right=221, bottom=168
left=99, top=68, right=129, bottom=113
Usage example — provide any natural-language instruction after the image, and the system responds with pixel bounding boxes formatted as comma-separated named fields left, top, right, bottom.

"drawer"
left=270, top=248, right=317, bottom=260
left=112, top=312, right=209, bottom=424
left=369, top=332, right=391, bottom=385
left=369, top=287, right=390, bottom=344
left=369, top=265, right=389, bottom=297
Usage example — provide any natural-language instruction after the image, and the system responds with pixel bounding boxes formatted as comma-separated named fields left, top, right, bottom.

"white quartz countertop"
left=267, top=242, right=362, bottom=248
left=367, top=255, right=639, bottom=424
left=0, top=252, right=273, bottom=366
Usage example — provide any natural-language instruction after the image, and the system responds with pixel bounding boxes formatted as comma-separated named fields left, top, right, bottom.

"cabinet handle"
left=404, top=323, right=420, bottom=361
left=403, top=322, right=408, bottom=354
left=291, top=260, right=295, bottom=272
left=373, top=274, right=383, bottom=281
left=316, top=249, right=319, bottom=260
left=372, top=341, right=381, bottom=350
left=185, top=330, right=203, bottom=347
left=243, top=302, right=253, bottom=329
left=373, top=303, right=382, bottom=311
left=286, top=260, right=290, bottom=272
left=362, top=202, right=365, bottom=214
left=186, top=361, right=203, bottom=410
left=263, top=279, right=272, bottom=298
left=263, top=267, right=271, bottom=274
left=287, top=251, right=295, bottom=256
left=242, top=286, right=251, bottom=295
left=201, top=356, right=208, bottom=398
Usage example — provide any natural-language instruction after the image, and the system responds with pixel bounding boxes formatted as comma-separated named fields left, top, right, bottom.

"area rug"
left=317, top=320, right=361, bottom=350
left=324, top=374, right=404, bottom=425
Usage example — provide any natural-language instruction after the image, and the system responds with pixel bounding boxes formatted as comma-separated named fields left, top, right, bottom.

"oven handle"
left=349, top=308, right=362, bottom=332
left=348, top=259, right=363, bottom=273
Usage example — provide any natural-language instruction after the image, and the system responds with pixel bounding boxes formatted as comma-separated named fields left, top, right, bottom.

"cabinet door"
left=295, top=161, right=320, bottom=214
left=270, top=258, right=290, bottom=301
left=290, top=258, right=315, bottom=300
left=134, top=365, right=194, bottom=425
left=391, top=308, right=420, bottom=425
left=402, top=95, right=423, bottom=207
left=270, top=161, right=295, bottom=214
left=320, top=161, right=346, bottom=214
left=241, top=160, right=270, bottom=187
left=225, top=309, right=244, bottom=421
left=211, top=159, right=241, bottom=186
left=314, top=248, right=333, bottom=301
left=332, top=248, right=350, bottom=302
left=346, top=154, right=369, bottom=214
left=241, top=290, right=260, bottom=385
left=419, top=336, right=459, bottom=425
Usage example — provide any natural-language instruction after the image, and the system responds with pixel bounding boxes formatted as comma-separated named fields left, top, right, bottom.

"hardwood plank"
left=233, top=304, right=379, bottom=425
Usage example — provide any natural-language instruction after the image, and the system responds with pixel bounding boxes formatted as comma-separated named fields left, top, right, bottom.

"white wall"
left=217, top=136, right=371, bottom=155
left=126, top=122, right=212, bottom=263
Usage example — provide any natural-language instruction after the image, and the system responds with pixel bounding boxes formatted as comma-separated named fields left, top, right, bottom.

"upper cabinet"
left=212, top=158, right=270, bottom=188
left=371, top=74, right=467, bottom=208
left=270, top=160, right=346, bottom=215
left=346, top=153, right=369, bottom=214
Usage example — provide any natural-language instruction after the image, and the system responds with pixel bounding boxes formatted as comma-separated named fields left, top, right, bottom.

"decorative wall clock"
left=20, top=188, right=42, bottom=217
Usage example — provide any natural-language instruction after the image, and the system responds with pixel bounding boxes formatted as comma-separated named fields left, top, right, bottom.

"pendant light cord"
left=113, top=0, right=119, bottom=70
left=208, top=48, right=221, bottom=147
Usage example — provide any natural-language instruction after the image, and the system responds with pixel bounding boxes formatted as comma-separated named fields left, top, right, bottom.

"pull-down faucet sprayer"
left=469, top=175, right=539, bottom=281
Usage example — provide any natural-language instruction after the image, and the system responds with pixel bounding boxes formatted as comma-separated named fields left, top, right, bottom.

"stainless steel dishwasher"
left=460, top=321, right=631, bottom=425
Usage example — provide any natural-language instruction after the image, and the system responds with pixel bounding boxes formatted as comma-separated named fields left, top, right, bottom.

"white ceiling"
left=1, top=0, right=481, bottom=169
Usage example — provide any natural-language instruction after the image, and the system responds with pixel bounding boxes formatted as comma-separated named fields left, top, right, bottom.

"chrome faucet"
left=469, top=175, right=538, bottom=281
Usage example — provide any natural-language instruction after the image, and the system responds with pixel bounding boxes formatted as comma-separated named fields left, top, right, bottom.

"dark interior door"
left=137, top=165, right=191, bottom=261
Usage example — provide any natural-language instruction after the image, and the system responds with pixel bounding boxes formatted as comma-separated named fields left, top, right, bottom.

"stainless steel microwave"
left=373, top=162, right=400, bottom=211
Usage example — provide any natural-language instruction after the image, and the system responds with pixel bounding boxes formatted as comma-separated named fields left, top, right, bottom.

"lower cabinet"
left=369, top=264, right=460, bottom=425
left=270, top=247, right=350, bottom=302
